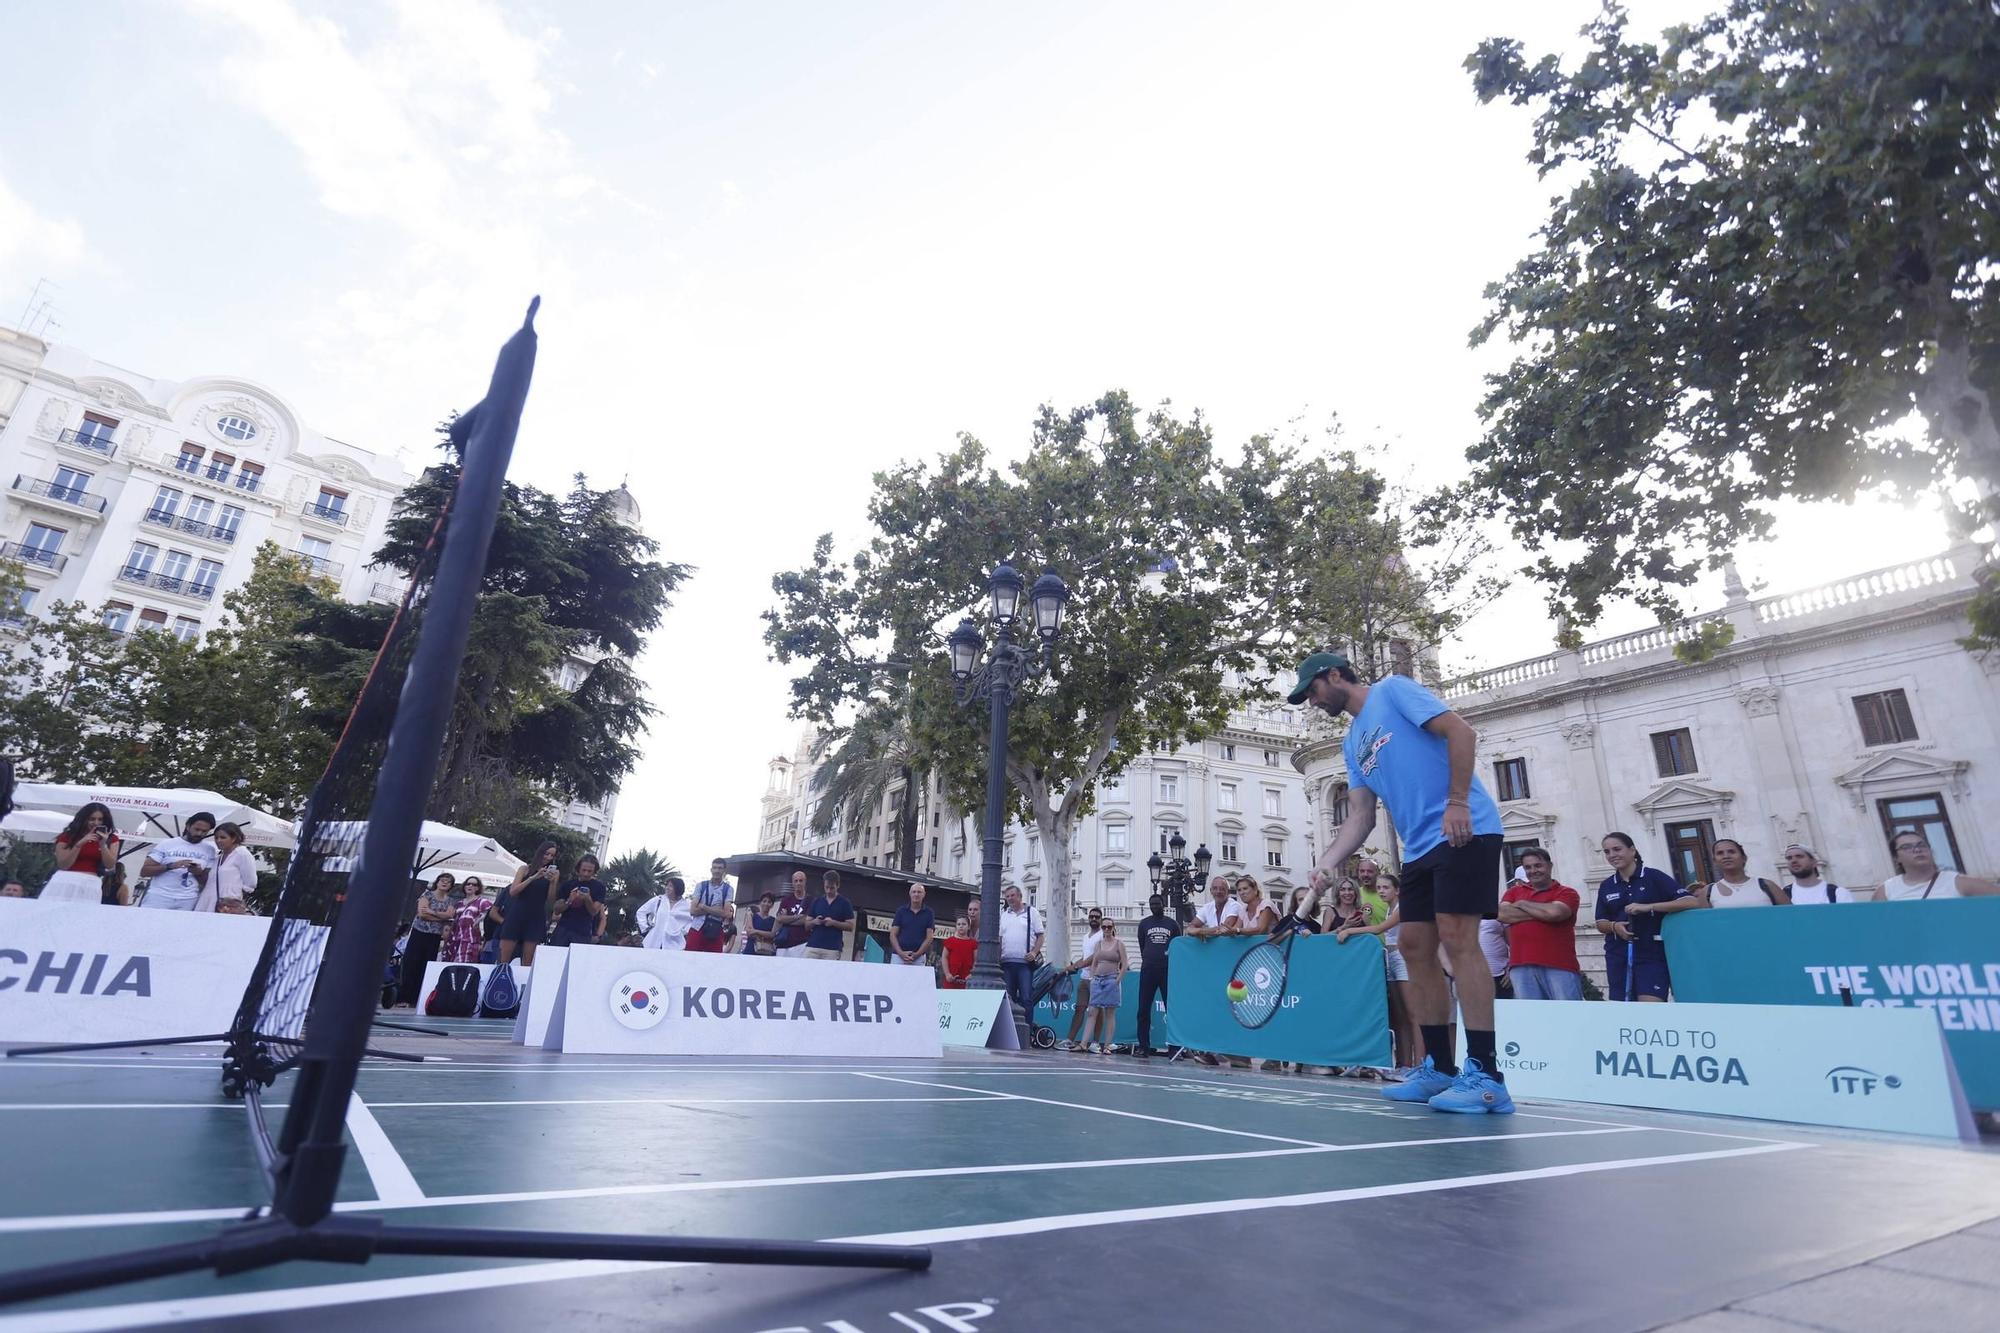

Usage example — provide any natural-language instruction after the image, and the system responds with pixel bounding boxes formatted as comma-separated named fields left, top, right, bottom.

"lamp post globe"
left=1029, top=572, right=1070, bottom=641
left=947, top=619, right=983, bottom=682
left=1146, top=852, right=1165, bottom=887
left=1193, top=843, right=1212, bottom=880
left=987, top=563, right=1024, bottom=625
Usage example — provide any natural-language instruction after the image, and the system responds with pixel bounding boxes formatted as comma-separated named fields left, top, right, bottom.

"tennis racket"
left=1228, top=932, right=1296, bottom=1030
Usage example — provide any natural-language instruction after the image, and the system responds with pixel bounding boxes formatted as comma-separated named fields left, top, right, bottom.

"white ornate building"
left=0, top=326, right=412, bottom=638
left=758, top=689, right=1318, bottom=960
left=1295, top=543, right=2000, bottom=984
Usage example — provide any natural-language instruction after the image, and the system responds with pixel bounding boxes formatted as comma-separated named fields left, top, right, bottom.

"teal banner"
left=1032, top=971, right=1160, bottom=1048
left=1665, top=900, right=2000, bottom=1113
left=1162, top=934, right=1391, bottom=1067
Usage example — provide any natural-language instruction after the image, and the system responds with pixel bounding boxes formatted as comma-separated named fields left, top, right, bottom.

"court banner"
left=1665, top=900, right=2000, bottom=1113
left=1031, top=972, right=1165, bottom=1048
left=556, top=943, right=944, bottom=1057
left=938, top=988, right=1021, bottom=1050
left=512, top=947, right=567, bottom=1046
left=1491, top=999, right=1974, bottom=1139
left=1163, top=934, right=1391, bottom=1067
left=0, top=897, right=267, bottom=1044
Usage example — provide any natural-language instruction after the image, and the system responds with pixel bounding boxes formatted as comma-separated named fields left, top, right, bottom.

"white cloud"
left=0, top=167, right=90, bottom=274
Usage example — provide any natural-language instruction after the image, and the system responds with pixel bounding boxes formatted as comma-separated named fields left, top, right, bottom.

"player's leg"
left=1380, top=857, right=1455, bottom=1101
left=1429, top=835, right=1513, bottom=1114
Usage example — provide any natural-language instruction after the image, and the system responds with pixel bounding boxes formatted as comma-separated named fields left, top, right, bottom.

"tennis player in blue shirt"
left=1288, top=652, right=1512, bottom=1113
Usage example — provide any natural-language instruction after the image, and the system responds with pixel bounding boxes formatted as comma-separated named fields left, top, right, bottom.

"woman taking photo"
left=201, top=822, right=257, bottom=914
left=1066, top=915, right=1129, bottom=1054
left=446, top=877, right=494, bottom=963
left=396, top=873, right=456, bottom=1007
left=1327, top=879, right=1371, bottom=931
left=44, top=804, right=121, bottom=905
left=499, top=842, right=561, bottom=967
left=939, top=914, right=976, bottom=988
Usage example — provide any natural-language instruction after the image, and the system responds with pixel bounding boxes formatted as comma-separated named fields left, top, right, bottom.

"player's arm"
left=1315, top=788, right=1379, bottom=879
left=1421, top=709, right=1480, bottom=847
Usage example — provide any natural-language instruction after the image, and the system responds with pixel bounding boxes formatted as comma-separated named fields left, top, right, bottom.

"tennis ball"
left=1226, top=979, right=1249, bottom=1002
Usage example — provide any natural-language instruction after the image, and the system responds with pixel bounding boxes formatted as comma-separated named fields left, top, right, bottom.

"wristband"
left=1445, top=798, right=1470, bottom=808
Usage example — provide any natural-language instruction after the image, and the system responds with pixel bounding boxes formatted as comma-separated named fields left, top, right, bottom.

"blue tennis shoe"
left=1427, top=1058, right=1516, bottom=1114
left=1380, top=1056, right=1454, bottom=1103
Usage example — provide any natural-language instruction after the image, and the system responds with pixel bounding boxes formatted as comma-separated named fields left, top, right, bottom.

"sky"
left=0, top=1, right=1958, bottom=866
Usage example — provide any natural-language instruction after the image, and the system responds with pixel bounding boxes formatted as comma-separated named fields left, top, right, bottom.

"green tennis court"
left=2, top=1022, right=1996, bottom=1331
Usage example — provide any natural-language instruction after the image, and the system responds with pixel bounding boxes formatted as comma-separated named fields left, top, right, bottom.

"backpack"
left=479, top=961, right=521, bottom=1018
left=426, top=964, right=481, bottom=1017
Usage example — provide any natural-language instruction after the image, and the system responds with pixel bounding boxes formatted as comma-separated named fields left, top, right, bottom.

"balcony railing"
left=142, top=507, right=241, bottom=544
left=0, top=541, right=67, bottom=573
left=295, top=553, right=344, bottom=579
left=368, top=580, right=403, bottom=603
left=173, top=454, right=203, bottom=475
left=56, top=428, right=118, bottom=459
left=302, top=502, right=350, bottom=526
left=235, top=472, right=262, bottom=494
left=12, top=476, right=109, bottom=514
left=115, top=566, right=218, bottom=601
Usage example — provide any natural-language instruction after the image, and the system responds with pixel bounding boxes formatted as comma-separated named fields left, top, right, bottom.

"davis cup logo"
left=611, top=971, right=668, bottom=1029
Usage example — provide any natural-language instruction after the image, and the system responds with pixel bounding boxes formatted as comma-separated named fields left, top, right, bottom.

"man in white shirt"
left=997, top=886, right=1043, bottom=1018
left=1784, top=845, right=1856, bottom=905
left=1188, top=876, right=1247, bottom=937
left=140, top=813, right=217, bottom=911
left=637, top=878, right=693, bottom=950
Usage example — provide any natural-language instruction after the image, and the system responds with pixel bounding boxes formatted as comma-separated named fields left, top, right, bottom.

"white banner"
left=512, top=948, right=567, bottom=1046
left=1486, top=999, right=1975, bottom=1139
left=556, top=944, right=943, bottom=1058
left=0, top=898, right=268, bottom=1044
left=936, top=989, right=1020, bottom=1050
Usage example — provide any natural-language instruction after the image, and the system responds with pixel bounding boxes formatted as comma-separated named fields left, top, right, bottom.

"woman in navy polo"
left=1593, top=831, right=1698, bottom=1002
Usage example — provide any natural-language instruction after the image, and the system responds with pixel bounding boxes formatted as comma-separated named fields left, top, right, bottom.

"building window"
left=236, top=462, right=264, bottom=492
left=1262, top=787, right=1283, bottom=817
left=101, top=602, right=133, bottom=634
left=1877, top=793, right=1962, bottom=873
left=161, top=550, right=193, bottom=582
left=124, top=541, right=160, bottom=576
left=205, top=452, right=236, bottom=482
left=175, top=444, right=204, bottom=474
left=1663, top=819, right=1716, bottom=888
left=1221, top=743, right=1236, bottom=761
left=171, top=616, right=201, bottom=643
left=50, top=465, right=93, bottom=503
left=150, top=485, right=184, bottom=520
left=930, top=836, right=939, bottom=861
left=1328, top=781, right=1350, bottom=824
left=20, top=522, right=65, bottom=564
left=1263, top=750, right=1281, bottom=767
left=137, top=608, right=168, bottom=631
left=183, top=494, right=216, bottom=527
left=1503, top=840, right=1544, bottom=875
left=1390, top=638, right=1415, bottom=677
left=1158, top=773, right=1179, bottom=803
left=214, top=414, right=258, bottom=441
left=1104, top=876, right=1126, bottom=901
left=76, top=412, right=119, bottom=448
left=2, top=586, right=36, bottom=621
left=1105, top=823, right=1128, bottom=854
left=1265, top=837, right=1285, bottom=869
left=1220, top=838, right=1239, bottom=863
left=191, top=558, right=224, bottom=595
left=1494, top=758, right=1530, bottom=802
left=1218, top=781, right=1238, bottom=811
left=1651, top=728, right=1698, bottom=777
left=1158, top=827, right=1181, bottom=855
left=1854, top=690, right=1917, bottom=747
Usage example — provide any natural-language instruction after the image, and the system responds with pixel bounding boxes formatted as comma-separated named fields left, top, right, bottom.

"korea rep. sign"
left=1163, top=934, right=1390, bottom=1067
left=555, top=943, right=944, bottom=1057
left=1665, top=899, right=2000, bottom=1114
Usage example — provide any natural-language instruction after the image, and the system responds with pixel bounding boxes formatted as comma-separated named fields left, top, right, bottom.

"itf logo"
left=1825, top=1065, right=1902, bottom=1096
left=611, top=970, right=669, bottom=1030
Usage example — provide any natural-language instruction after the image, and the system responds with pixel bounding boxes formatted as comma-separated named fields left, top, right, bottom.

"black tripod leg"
left=0, top=1234, right=233, bottom=1305
left=365, top=1220, right=931, bottom=1270
left=370, top=1018, right=450, bottom=1037
left=361, top=1047, right=428, bottom=1064
left=5, top=1033, right=229, bottom=1058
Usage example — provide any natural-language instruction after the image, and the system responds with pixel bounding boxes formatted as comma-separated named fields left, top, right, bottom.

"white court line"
left=0, top=1140, right=1807, bottom=1332
left=0, top=1125, right=1650, bottom=1235
left=344, top=1094, right=424, bottom=1206
left=0, top=1096, right=1005, bottom=1111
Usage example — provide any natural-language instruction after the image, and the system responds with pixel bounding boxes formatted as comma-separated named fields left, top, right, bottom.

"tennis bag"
left=426, top=964, right=481, bottom=1017
left=479, top=961, right=521, bottom=1018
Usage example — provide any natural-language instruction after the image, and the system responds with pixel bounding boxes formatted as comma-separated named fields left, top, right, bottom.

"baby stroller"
left=1025, top=963, right=1073, bottom=1049
left=380, top=931, right=407, bottom=1009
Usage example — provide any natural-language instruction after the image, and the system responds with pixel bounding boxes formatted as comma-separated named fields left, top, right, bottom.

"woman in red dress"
left=938, top=913, right=977, bottom=989
left=44, top=803, right=121, bottom=905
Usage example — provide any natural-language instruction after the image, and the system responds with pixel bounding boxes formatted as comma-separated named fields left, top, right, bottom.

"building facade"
left=758, top=693, right=1318, bottom=961
left=0, top=328, right=411, bottom=638
left=1295, top=544, right=2000, bottom=985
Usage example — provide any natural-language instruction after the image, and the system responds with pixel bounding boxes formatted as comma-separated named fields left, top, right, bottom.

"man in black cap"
left=1286, top=652, right=1510, bottom=1113
left=1133, top=894, right=1180, bottom=1058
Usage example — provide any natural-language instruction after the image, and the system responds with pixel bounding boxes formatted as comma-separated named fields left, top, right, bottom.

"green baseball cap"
left=1285, top=651, right=1350, bottom=705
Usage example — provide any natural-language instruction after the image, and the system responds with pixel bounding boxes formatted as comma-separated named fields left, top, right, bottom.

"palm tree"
left=603, top=848, right=676, bottom=939
left=809, top=696, right=927, bottom=872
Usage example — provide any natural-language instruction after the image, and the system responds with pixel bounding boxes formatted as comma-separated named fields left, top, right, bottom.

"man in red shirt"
left=1497, top=848, right=1582, bottom=1000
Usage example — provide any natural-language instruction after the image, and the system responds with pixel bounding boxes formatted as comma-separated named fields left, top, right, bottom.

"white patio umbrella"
left=8, top=782, right=295, bottom=850
left=306, top=819, right=523, bottom=883
left=0, top=809, right=73, bottom=842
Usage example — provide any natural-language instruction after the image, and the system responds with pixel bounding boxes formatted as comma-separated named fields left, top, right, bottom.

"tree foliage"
left=766, top=392, right=1441, bottom=962
left=602, top=847, right=676, bottom=938
left=808, top=694, right=925, bottom=872
left=1456, top=0, right=2000, bottom=627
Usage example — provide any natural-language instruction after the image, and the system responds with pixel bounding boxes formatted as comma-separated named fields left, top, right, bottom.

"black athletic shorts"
left=1397, top=833, right=1502, bottom=923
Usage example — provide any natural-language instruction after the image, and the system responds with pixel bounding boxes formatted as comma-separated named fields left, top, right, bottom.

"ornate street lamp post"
left=1147, top=829, right=1212, bottom=925
left=949, top=563, right=1071, bottom=1047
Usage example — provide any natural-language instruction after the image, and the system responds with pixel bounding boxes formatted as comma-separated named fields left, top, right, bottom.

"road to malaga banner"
left=1163, top=934, right=1391, bottom=1067
left=1485, top=999, right=1973, bottom=1138
left=553, top=943, right=944, bottom=1057
left=1665, top=899, right=2000, bottom=1113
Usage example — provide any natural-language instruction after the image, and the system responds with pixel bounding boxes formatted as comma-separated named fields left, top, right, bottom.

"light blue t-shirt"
left=1342, top=674, right=1501, bottom=863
